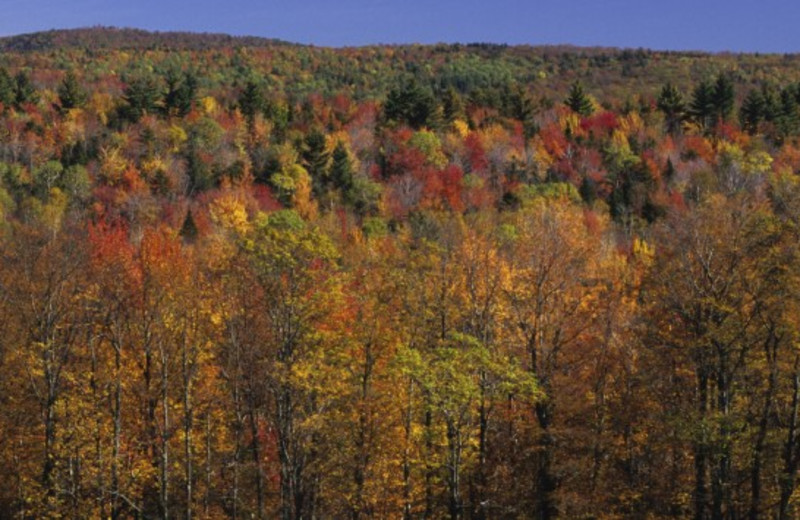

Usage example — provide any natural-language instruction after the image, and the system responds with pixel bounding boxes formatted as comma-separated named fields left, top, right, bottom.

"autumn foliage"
left=4, top=27, right=800, bottom=519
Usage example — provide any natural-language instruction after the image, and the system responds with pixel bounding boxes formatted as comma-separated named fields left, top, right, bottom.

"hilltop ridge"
left=0, top=26, right=296, bottom=52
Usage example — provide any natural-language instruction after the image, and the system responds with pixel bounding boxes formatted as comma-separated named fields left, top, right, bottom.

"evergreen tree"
left=57, top=70, right=87, bottom=111
left=740, top=89, right=765, bottom=135
left=689, top=80, right=715, bottom=129
left=384, top=80, right=439, bottom=129
left=776, top=88, right=800, bottom=140
left=441, top=86, right=465, bottom=124
left=121, top=73, right=163, bottom=122
left=761, top=85, right=781, bottom=121
left=302, top=129, right=330, bottom=197
left=179, top=209, right=199, bottom=242
left=579, top=176, right=597, bottom=205
left=565, top=81, right=594, bottom=117
left=656, top=82, right=686, bottom=135
left=238, top=80, right=266, bottom=124
left=164, top=71, right=197, bottom=117
left=664, top=158, right=676, bottom=183
left=0, top=67, right=16, bottom=108
left=13, top=71, right=38, bottom=108
left=330, top=141, right=354, bottom=196
left=712, top=74, right=735, bottom=122
left=505, top=85, right=539, bottom=139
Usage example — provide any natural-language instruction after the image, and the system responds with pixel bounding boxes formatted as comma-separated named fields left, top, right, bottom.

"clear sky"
left=0, top=0, right=797, bottom=53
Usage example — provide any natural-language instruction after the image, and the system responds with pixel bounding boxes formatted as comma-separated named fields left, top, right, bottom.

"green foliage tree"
left=121, top=73, right=163, bottom=122
left=712, top=74, right=735, bottom=122
left=163, top=70, right=197, bottom=117
left=238, top=79, right=266, bottom=124
left=565, top=81, right=594, bottom=117
left=504, top=85, right=539, bottom=139
left=689, top=80, right=716, bottom=129
left=691, top=75, right=735, bottom=129
left=441, top=86, right=465, bottom=124
left=656, top=82, right=686, bottom=135
left=740, top=88, right=766, bottom=134
left=57, top=70, right=87, bottom=111
left=13, top=71, right=38, bottom=107
left=776, top=88, right=800, bottom=140
left=301, top=129, right=330, bottom=197
left=0, top=67, right=16, bottom=107
left=179, top=208, right=199, bottom=242
left=330, top=141, right=354, bottom=195
left=384, top=80, right=439, bottom=129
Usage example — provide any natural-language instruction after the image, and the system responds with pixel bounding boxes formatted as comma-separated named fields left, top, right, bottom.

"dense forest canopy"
left=4, top=26, right=800, bottom=519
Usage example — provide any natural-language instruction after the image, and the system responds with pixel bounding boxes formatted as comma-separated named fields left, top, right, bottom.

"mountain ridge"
left=0, top=26, right=789, bottom=57
left=0, top=26, right=297, bottom=52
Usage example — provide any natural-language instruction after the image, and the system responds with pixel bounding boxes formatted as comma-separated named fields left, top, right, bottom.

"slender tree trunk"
left=403, top=379, right=414, bottom=520
left=161, top=344, right=170, bottom=520
left=474, top=372, right=488, bottom=520
left=204, top=412, right=211, bottom=518
left=231, top=380, right=243, bottom=520
left=42, top=358, right=58, bottom=506
left=424, top=407, right=434, bottom=520
left=751, top=332, right=778, bottom=520
left=446, top=418, right=463, bottom=520
left=90, top=338, right=107, bottom=518
left=712, top=347, right=731, bottom=520
left=352, top=339, right=374, bottom=520
left=779, top=358, right=800, bottom=520
left=694, top=367, right=709, bottom=520
left=182, top=337, right=194, bottom=520
left=111, top=342, right=122, bottom=519
left=248, top=402, right=265, bottom=520
left=535, top=398, right=557, bottom=520
left=277, top=386, right=294, bottom=520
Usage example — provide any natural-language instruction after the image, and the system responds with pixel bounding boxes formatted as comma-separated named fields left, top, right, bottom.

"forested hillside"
left=4, top=27, right=800, bottom=518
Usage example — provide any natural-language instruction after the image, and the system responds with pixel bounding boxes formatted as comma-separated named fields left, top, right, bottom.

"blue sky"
left=0, top=0, right=797, bottom=52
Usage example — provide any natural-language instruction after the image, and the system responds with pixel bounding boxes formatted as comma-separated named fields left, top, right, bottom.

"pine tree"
left=712, top=74, right=735, bottom=122
left=579, top=176, right=597, bottom=205
left=238, top=80, right=266, bottom=124
left=689, top=80, right=715, bottom=129
left=179, top=209, right=199, bottom=242
left=565, top=81, right=594, bottom=117
left=441, top=86, right=465, bottom=124
left=164, top=71, right=197, bottom=117
left=663, top=158, right=676, bottom=183
left=330, top=141, right=354, bottom=197
left=0, top=67, right=16, bottom=108
left=302, top=129, right=330, bottom=197
left=13, top=71, right=38, bottom=108
left=121, top=73, right=162, bottom=122
left=384, top=80, right=439, bottom=129
left=57, top=70, right=87, bottom=111
left=776, top=88, right=799, bottom=140
left=740, top=89, right=765, bottom=135
left=656, top=82, right=685, bottom=135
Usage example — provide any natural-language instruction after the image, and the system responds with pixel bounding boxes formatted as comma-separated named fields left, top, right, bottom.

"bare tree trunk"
left=111, top=340, right=122, bottom=519
left=780, top=358, right=800, bottom=520
left=694, top=367, right=709, bottom=520
left=247, top=403, right=264, bottom=520
left=352, top=339, right=374, bottom=520
left=424, top=407, right=434, bottom=520
left=750, top=331, right=779, bottom=520
left=204, top=412, right=211, bottom=518
left=446, top=418, right=463, bottom=520
left=403, top=379, right=414, bottom=520
left=161, top=343, right=170, bottom=520
left=182, top=336, right=194, bottom=520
